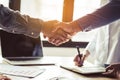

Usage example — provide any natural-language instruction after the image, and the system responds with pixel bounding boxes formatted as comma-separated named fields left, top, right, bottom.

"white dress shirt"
left=85, top=19, right=120, bottom=66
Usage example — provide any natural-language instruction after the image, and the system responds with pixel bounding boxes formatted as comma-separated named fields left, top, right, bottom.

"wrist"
left=69, top=21, right=82, bottom=33
left=83, top=50, right=90, bottom=59
left=41, top=20, right=46, bottom=33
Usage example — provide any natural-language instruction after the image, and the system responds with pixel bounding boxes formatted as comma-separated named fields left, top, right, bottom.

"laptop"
left=0, top=30, right=55, bottom=65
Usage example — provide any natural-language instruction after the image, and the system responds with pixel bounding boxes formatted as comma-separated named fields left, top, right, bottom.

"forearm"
left=74, top=0, right=120, bottom=31
left=0, top=4, right=44, bottom=38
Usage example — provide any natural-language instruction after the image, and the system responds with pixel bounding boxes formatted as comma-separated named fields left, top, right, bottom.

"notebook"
left=60, top=63, right=106, bottom=74
left=0, top=64, right=45, bottom=78
left=0, top=30, right=55, bottom=65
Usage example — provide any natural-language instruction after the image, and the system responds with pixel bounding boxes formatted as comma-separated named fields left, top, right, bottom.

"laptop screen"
left=0, top=30, right=43, bottom=60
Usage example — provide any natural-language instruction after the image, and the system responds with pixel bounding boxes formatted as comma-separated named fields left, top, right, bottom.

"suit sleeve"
left=0, top=4, right=44, bottom=38
left=75, top=0, right=120, bottom=31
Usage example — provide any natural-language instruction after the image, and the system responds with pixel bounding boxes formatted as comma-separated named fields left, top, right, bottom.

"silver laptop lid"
left=0, top=30, right=43, bottom=60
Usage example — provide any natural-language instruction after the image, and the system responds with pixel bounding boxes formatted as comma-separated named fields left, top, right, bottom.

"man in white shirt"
left=74, top=20, right=120, bottom=78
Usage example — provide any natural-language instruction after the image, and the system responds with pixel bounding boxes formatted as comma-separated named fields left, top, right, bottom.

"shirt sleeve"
left=0, top=4, right=44, bottom=38
left=75, top=0, right=120, bottom=31
left=84, top=31, right=98, bottom=56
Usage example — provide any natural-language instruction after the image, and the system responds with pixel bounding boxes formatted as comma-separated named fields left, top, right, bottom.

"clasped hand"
left=42, top=21, right=81, bottom=46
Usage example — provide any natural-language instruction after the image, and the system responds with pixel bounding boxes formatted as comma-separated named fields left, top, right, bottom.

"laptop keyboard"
left=0, top=64, right=45, bottom=78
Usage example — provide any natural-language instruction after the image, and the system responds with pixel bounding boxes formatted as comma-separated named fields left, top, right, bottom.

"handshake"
left=41, top=20, right=82, bottom=46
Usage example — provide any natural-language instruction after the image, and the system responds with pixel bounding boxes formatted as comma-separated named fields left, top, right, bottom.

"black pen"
left=76, top=46, right=82, bottom=60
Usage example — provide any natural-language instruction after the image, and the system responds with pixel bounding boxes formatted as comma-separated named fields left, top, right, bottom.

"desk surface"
left=33, top=65, right=117, bottom=80
left=0, top=57, right=117, bottom=80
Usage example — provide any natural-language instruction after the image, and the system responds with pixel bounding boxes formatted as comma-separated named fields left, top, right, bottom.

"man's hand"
left=74, top=50, right=90, bottom=67
left=56, top=21, right=82, bottom=35
left=41, top=20, right=71, bottom=46
left=48, top=28, right=71, bottom=46
left=102, top=63, right=120, bottom=79
left=0, top=75, right=11, bottom=80
left=47, top=21, right=82, bottom=46
left=73, top=54, right=84, bottom=67
left=41, top=20, right=59, bottom=38
left=42, top=21, right=82, bottom=46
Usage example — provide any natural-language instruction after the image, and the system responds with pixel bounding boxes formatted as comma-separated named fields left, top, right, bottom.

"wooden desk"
left=0, top=57, right=117, bottom=80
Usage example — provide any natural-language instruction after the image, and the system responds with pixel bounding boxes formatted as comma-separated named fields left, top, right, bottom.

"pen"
left=76, top=46, right=82, bottom=60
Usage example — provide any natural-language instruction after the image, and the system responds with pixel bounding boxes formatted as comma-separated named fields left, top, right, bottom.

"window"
left=72, top=0, right=101, bottom=42
left=0, top=0, right=9, bottom=7
left=20, top=0, right=106, bottom=47
left=21, top=0, right=63, bottom=21
left=20, top=0, right=64, bottom=41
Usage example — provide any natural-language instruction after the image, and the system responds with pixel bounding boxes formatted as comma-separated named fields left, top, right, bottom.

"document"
left=60, top=61, right=106, bottom=74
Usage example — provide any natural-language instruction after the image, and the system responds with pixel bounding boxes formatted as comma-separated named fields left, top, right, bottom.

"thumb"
left=52, top=22, right=64, bottom=33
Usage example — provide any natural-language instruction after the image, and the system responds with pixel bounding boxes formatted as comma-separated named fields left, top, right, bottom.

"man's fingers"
left=102, top=68, right=118, bottom=78
left=73, top=55, right=79, bottom=62
left=48, top=28, right=71, bottom=46
left=103, top=69, right=113, bottom=75
left=53, top=28, right=72, bottom=39
left=73, top=55, right=84, bottom=67
left=106, top=65, right=114, bottom=72
left=0, top=75, right=11, bottom=80
left=48, top=38, right=69, bottom=46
